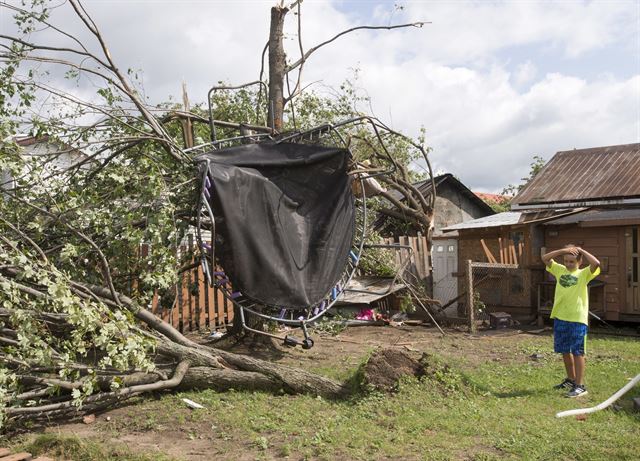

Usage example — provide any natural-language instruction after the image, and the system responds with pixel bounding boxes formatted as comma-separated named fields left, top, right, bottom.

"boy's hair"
left=564, top=243, right=583, bottom=261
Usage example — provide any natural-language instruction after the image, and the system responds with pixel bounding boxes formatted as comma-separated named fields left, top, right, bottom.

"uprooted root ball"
left=360, top=349, right=467, bottom=395
left=361, top=348, right=426, bottom=393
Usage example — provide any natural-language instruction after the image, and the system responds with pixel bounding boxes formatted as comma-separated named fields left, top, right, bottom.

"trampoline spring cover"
left=196, top=142, right=355, bottom=309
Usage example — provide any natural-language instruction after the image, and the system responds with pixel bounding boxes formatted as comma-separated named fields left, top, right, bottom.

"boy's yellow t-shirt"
left=546, top=260, right=600, bottom=325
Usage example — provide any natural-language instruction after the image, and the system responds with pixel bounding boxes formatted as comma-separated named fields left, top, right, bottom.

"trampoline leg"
left=238, top=307, right=283, bottom=341
left=300, top=322, right=314, bottom=349
left=238, top=306, right=314, bottom=347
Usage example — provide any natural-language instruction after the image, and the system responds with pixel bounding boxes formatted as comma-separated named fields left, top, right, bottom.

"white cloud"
left=1, top=0, right=638, bottom=192
left=400, top=0, right=637, bottom=63
left=513, top=61, right=537, bottom=87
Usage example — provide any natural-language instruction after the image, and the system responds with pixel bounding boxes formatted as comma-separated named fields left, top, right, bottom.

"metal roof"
left=442, top=211, right=522, bottom=231
left=337, top=277, right=406, bottom=305
left=441, top=208, right=584, bottom=231
left=512, top=143, right=640, bottom=210
left=543, top=208, right=640, bottom=225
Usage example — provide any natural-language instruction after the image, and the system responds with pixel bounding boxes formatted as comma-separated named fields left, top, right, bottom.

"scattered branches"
left=0, top=0, right=433, bottom=433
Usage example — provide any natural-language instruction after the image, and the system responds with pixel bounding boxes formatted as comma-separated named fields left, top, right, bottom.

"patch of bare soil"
left=361, top=348, right=424, bottom=393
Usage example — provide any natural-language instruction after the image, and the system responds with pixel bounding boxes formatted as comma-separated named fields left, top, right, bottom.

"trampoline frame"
left=192, top=85, right=433, bottom=348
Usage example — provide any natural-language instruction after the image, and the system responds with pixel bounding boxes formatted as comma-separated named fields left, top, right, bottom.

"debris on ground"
left=404, top=320, right=425, bottom=326
left=390, top=312, right=409, bottom=323
left=182, top=398, right=205, bottom=409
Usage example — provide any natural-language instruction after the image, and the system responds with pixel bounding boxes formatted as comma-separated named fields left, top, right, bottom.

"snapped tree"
left=0, top=0, right=434, bottom=429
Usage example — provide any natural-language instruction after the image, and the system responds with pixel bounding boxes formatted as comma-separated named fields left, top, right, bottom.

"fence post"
left=466, top=259, right=476, bottom=334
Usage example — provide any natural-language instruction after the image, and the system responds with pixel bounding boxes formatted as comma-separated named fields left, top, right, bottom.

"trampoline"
left=190, top=86, right=432, bottom=348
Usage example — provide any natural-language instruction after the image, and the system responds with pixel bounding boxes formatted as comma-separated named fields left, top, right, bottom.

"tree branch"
left=0, top=32, right=110, bottom=68
left=66, top=0, right=187, bottom=163
left=0, top=216, right=48, bottom=263
left=285, top=22, right=425, bottom=72
left=6, top=360, right=190, bottom=416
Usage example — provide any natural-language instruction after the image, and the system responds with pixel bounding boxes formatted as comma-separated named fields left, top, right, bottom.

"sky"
left=1, top=0, right=639, bottom=192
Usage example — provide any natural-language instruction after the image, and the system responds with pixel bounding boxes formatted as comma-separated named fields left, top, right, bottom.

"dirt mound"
left=361, top=348, right=425, bottom=393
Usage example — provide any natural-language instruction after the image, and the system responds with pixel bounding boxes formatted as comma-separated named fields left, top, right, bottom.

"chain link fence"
left=464, top=261, right=529, bottom=332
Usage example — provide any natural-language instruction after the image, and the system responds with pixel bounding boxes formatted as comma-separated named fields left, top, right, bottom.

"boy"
left=542, top=245, right=600, bottom=398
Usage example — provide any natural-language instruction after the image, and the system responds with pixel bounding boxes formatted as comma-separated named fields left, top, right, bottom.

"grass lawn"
left=6, top=327, right=640, bottom=460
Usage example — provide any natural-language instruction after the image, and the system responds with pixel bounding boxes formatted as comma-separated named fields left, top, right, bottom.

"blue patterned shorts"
left=553, top=319, right=588, bottom=355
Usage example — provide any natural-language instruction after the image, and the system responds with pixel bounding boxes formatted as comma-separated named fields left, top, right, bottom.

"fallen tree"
left=0, top=261, right=347, bottom=428
left=0, top=0, right=433, bottom=430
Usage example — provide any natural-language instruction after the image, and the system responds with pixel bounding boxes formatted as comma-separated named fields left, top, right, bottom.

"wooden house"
left=374, top=173, right=495, bottom=238
left=443, top=143, right=640, bottom=322
left=374, top=174, right=495, bottom=305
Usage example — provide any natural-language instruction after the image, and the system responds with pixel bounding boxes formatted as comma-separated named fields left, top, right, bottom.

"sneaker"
left=566, top=384, right=588, bottom=398
left=553, top=378, right=575, bottom=390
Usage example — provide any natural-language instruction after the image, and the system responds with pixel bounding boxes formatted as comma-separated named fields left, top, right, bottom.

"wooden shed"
left=443, top=143, right=640, bottom=322
left=540, top=209, right=639, bottom=321
left=443, top=211, right=548, bottom=319
left=374, top=173, right=495, bottom=308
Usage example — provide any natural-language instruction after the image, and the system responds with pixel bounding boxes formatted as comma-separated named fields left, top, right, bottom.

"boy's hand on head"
left=566, top=247, right=579, bottom=256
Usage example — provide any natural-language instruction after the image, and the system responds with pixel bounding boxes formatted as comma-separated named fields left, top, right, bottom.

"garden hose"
left=556, top=373, right=640, bottom=418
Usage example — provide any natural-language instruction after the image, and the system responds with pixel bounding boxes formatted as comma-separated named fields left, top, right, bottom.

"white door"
left=432, top=239, right=458, bottom=314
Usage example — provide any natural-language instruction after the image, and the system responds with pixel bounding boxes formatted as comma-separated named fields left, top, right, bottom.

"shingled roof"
left=511, top=143, right=640, bottom=210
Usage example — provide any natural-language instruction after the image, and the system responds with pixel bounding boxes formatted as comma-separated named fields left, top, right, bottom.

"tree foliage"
left=479, top=155, right=547, bottom=212
left=502, top=155, right=546, bottom=198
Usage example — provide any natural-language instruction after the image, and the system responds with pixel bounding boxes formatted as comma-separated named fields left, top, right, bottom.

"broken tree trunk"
left=267, top=5, right=288, bottom=132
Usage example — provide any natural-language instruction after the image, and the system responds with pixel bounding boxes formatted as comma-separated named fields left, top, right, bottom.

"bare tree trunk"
left=267, top=6, right=288, bottom=132
left=223, top=304, right=270, bottom=347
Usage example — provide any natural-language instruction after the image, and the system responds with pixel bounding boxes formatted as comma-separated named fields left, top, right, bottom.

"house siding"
left=543, top=224, right=624, bottom=319
left=433, top=182, right=493, bottom=236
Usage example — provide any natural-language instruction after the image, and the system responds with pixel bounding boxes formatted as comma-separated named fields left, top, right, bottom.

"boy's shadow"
left=463, top=375, right=547, bottom=398
left=492, top=389, right=540, bottom=398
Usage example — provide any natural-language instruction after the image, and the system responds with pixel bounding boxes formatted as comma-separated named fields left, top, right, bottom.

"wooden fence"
left=147, top=236, right=234, bottom=333
left=147, top=234, right=430, bottom=333
left=382, top=234, right=431, bottom=283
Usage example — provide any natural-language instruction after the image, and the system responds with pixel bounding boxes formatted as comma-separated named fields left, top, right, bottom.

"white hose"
left=555, top=373, right=640, bottom=418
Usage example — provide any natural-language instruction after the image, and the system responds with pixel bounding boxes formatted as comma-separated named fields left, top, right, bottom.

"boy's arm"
left=578, top=247, right=600, bottom=273
left=541, top=247, right=577, bottom=268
